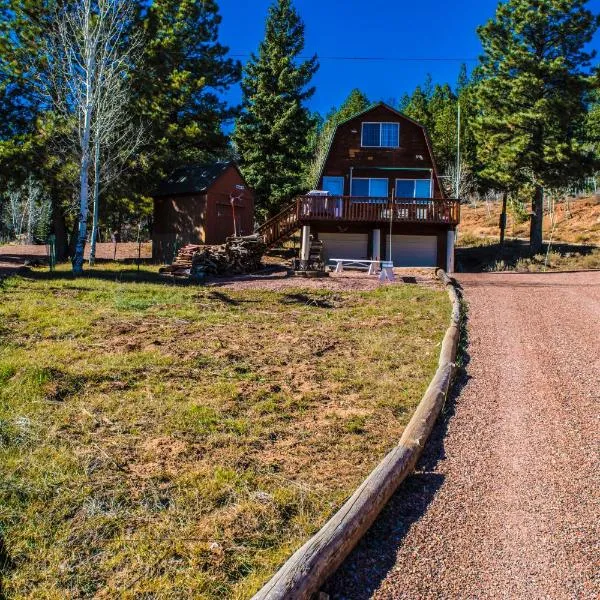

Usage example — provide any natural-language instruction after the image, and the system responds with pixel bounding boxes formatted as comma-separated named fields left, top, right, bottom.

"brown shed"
left=152, top=161, right=254, bottom=262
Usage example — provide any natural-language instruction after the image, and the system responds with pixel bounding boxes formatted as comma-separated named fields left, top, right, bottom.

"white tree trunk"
left=26, top=181, right=35, bottom=245
left=72, top=87, right=93, bottom=275
left=41, top=0, right=140, bottom=274
left=89, top=135, right=101, bottom=266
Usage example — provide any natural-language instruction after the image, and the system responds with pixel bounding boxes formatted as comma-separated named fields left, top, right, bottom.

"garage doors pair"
left=318, top=233, right=437, bottom=267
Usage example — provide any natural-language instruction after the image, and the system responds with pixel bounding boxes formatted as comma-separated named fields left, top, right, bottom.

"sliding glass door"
left=351, top=178, right=389, bottom=201
left=395, top=178, right=432, bottom=199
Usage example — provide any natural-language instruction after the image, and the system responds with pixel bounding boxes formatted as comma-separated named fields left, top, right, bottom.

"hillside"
left=458, top=196, right=600, bottom=247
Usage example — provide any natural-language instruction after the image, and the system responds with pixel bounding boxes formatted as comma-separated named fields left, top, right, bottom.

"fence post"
left=172, top=238, right=181, bottom=264
left=47, top=234, right=56, bottom=272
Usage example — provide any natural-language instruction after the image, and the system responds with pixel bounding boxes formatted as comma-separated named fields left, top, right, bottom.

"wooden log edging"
left=251, top=270, right=462, bottom=600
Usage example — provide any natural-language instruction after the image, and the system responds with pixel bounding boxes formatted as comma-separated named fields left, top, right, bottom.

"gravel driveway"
left=326, top=271, right=600, bottom=600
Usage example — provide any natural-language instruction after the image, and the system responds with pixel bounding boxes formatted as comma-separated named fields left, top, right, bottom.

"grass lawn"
left=0, top=264, right=449, bottom=599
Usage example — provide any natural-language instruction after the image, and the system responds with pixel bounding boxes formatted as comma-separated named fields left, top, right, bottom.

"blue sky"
left=218, top=0, right=600, bottom=116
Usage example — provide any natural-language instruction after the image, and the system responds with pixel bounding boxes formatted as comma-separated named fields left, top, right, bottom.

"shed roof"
left=154, top=161, right=238, bottom=197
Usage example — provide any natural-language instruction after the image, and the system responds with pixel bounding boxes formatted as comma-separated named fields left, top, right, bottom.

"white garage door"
left=388, top=235, right=437, bottom=267
left=319, top=233, right=369, bottom=263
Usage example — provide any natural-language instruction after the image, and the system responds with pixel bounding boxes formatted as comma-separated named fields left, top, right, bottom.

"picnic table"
left=329, top=258, right=380, bottom=275
left=328, top=259, right=395, bottom=281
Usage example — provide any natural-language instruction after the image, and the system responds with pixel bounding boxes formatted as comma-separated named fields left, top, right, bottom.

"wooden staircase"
left=255, top=201, right=299, bottom=248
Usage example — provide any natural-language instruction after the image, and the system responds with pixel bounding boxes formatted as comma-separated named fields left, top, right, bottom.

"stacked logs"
left=159, top=235, right=266, bottom=279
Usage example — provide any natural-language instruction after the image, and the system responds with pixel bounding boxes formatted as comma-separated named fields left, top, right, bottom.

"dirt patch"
left=0, top=242, right=152, bottom=262
left=206, top=267, right=441, bottom=292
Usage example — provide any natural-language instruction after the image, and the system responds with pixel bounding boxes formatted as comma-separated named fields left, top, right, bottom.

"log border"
left=251, top=270, right=462, bottom=600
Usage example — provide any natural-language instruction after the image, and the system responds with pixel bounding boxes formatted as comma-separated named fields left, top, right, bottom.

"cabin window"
left=351, top=178, right=388, bottom=197
left=321, top=176, right=345, bottom=195
left=395, top=179, right=432, bottom=199
left=361, top=122, right=400, bottom=148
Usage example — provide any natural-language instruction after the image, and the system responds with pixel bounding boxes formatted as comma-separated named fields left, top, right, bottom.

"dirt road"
left=327, top=271, right=600, bottom=600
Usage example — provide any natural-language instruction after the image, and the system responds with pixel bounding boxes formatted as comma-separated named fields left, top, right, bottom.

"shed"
left=152, top=161, right=254, bottom=262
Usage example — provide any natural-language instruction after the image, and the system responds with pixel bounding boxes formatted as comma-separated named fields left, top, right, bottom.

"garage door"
left=319, top=233, right=369, bottom=263
left=388, top=235, right=437, bottom=267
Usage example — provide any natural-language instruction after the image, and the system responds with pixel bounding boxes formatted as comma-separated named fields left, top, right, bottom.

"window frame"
left=361, top=122, right=400, bottom=148
left=351, top=177, right=389, bottom=199
left=394, top=178, right=432, bottom=200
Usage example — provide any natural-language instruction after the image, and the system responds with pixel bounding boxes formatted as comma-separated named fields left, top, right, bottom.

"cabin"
left=152, top=161, right=254, bottom=262
left=257, top=103, right=460, bottom=272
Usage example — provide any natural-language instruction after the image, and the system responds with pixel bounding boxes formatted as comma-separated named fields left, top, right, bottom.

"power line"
left=229, top=54, right=479, bottom=63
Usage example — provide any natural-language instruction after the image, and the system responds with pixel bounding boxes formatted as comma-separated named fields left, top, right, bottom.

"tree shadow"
left=0, top=532, right=13, bottom=600
left=280, top=292, right=338, bottom=308
left=206, top=291, right=262, bottom=305
left=456, top=240, right=597, bottom=273
left=19, top=267, right=194, bottom=286
left=322, top=307, right=471, bottom=599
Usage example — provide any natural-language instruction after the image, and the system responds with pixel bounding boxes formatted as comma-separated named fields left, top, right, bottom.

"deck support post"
left=300, top=225, right=311, bottom=269
left=372, top=229, right=381, bottom=261
left=446, top=229, right=455, bottom=274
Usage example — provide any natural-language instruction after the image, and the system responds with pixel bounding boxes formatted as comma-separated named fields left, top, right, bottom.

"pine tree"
left=428, top=84, right=458, bottom=171
left=586, top=87, right=600, bottom=154
left=0, top=0, right=75, bottom=258
left=233, top=0, right=318, bottom=218
left=474, top=0, right=599, bottom=253
left=130, top=0, right=241, bottom=185
left=325, top=89, right=371, bottom=127
left=584, top=86, right=600, bottom=190
left=456, top=63, right=469, bottom=94
left=402, top=85, right=432, bottom=132
left=455, top=66, right=478, bottom=175
left=0, top=0, right=47, bottom=139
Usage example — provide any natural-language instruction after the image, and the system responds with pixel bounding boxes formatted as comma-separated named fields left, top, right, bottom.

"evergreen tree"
left=456, top=63, right=469, bottom=94
left=474, top=0, right=599, bottom=253
left=402, top=85, right=433, bottom=132
left=0, top=0, right=49, bottom=139
left=130, top=0, right=241, bottom=186
left=0, top=0, right=75, bottom=258
left=326, top=89, right=371, bottom=126
left=428, top=83, right=458, bottom=170
left=586, top=87, right=600, bottom=155
left=456, top=66, right=478, bottom=172
left=1, top=0, right=241, bottom=255
left=308, top=88, right=370, bottom=187
left=233, top=0, right=318, bottom=218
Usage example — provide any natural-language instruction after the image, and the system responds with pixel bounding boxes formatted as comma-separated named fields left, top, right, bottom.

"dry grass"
left=0, top=263, right=449, bottom=598
left=458, top=196, right=600, bottom=247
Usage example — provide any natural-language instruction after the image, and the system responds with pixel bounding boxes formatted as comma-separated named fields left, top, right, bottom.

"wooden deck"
left=296, top=196, right=460, bottom=225
left=256, top=196, right=460, bottom=248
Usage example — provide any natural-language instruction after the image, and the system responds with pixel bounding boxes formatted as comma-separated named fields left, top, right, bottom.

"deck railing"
left=256, top=195, right=461, bottom=247
left=256, top=202, right=300, bottom=247
left=296, top=196, right=460, bottom=225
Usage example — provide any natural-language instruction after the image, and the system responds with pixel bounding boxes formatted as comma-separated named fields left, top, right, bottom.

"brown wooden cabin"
left=152, top=161, right=254, bottom=262
left=257, top=103, right=460, bottom=271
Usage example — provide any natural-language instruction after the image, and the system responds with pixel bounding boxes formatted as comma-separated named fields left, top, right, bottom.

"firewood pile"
left=160, top=235, right=266, bottom=279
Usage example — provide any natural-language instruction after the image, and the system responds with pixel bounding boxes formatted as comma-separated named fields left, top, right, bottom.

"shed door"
left=388, top=235, right=437, bottom=267
left=319, top=233, right=369, bottom=263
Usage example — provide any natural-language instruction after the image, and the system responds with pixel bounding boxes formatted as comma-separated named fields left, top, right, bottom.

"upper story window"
left=361, top=122, right=400, bottom=148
